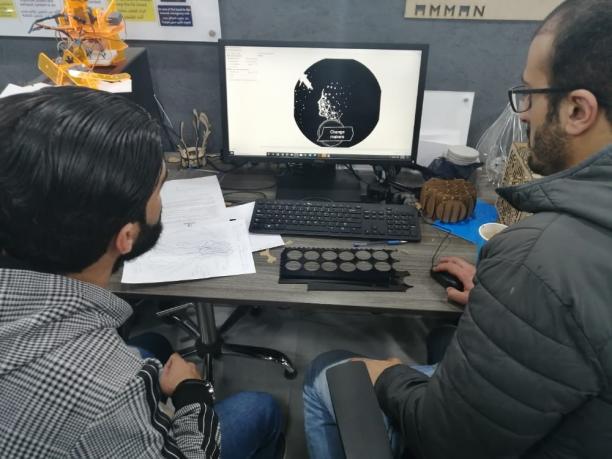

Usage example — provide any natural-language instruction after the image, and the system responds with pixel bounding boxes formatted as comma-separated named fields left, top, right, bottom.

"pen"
left=353, top=240, right=408, bottom=247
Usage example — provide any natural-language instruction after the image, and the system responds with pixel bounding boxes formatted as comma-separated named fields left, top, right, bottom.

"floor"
left=129, top=302, right=454, bottom=459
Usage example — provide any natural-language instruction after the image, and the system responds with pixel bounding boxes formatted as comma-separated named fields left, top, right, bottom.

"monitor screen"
left=220, top=41, right=428, bottom=165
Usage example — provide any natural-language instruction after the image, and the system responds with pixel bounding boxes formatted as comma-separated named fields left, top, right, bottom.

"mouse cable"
left=430, top=226, right=452, bottom=269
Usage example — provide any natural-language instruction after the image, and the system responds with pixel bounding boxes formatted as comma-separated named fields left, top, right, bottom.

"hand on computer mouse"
left=433, top=256, right=476, bottom=306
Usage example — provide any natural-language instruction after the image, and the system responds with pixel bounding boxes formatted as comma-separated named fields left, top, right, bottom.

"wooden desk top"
left=108, top=164, right=482, bottom=316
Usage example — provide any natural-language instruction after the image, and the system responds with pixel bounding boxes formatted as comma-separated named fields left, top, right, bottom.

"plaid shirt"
left=0, top=259, right=220, bottom=458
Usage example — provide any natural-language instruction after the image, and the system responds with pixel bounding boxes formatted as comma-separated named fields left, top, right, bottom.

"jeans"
left=127, top=332, right=174, bottom=363
left=303, top=350, right=435, bottom=459
left=127, top=333, right=284, bottom=459
left=216, top=391, right=283, bottom=459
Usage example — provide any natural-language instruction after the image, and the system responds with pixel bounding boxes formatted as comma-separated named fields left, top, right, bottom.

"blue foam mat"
left=432, top=199, right=498, bottom=247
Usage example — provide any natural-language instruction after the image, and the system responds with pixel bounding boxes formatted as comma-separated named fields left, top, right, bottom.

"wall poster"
left=0, top=0, right=221, bottom=41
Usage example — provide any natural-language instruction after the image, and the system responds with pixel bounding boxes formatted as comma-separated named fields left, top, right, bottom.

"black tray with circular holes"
left=279, top=247, right=411, bottom=291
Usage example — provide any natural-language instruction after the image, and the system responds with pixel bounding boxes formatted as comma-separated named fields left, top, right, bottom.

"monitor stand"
left=275, top=163, right=364, bottom=202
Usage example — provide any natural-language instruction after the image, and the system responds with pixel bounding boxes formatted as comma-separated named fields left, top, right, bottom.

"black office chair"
left=327, top=360, right=394, bottom=459
left=155, top=300, right=297, bottom=393
left=327, top=324, right=457, bottom=458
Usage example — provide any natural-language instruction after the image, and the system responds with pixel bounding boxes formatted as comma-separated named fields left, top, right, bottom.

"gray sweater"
left=376, top=144, right=612, bottom=458
left=0, top=263, right=220, bottom=458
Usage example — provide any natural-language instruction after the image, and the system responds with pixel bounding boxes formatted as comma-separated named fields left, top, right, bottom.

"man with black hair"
left=304, top=0, right=612, bottom=457
left=0, top=87, right=283, bottom=458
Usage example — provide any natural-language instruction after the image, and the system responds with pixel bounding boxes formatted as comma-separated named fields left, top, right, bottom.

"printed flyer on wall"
left=0, top=0, right=220, bottom=41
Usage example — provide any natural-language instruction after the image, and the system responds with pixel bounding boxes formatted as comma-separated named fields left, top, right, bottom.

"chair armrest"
left=327, top=361, right=394, bottom=459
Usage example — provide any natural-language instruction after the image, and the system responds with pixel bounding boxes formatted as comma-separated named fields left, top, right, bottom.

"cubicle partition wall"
left=0, top=0, right=539, bottom=153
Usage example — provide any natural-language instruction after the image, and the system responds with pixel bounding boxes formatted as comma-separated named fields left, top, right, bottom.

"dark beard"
left=112, top=219, right=163, bottom=274
left=526, top=124, right=531, bottom=146
left=527, top=117, right=569, bottom=176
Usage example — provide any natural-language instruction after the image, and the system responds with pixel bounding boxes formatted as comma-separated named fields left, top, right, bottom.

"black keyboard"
left=250, top=199, right=421, bottom=241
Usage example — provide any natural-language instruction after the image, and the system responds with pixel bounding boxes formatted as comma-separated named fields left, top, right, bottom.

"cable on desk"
left=154, top=94, right=182, bottom=151
left=344, top=165, right=422, bottom=201
left=207, top=156, right=249, bottom=174
left=344, top=164, right=369, bottom=184
left=389, top=180, right=421, bottom=193
left=223, top=190, right=268, bottom=204
left=430, top=225, right=453, bottom=269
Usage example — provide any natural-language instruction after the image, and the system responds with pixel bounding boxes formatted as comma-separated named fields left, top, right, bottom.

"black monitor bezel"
left=219, top=39, right=429, bottom=166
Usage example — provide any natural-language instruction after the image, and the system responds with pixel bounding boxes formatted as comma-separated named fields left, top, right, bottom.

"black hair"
left=0, top=86, right=164, bottom=274
left=537, top=0, right=612, bottom=122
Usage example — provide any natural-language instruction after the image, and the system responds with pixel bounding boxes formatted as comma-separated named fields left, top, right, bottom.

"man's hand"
left=433, top=256, right=476, bottom=306
left=352, top=357, right=402, bottom=385
left=160, top=353, right=202, bottom=396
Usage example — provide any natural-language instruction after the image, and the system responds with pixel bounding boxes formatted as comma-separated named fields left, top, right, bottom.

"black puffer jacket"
left=375, top=144, right=612, bottom=459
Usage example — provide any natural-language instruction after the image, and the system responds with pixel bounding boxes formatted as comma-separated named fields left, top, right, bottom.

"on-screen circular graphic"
left=294, top=59, right=381, bottom=148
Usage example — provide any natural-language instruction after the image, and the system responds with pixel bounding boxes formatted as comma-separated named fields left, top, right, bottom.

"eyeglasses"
left=508, top=85, right=577, bottom=113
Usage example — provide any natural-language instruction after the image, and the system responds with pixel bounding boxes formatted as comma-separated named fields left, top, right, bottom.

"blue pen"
left=353, top=240, right=408, bottom=247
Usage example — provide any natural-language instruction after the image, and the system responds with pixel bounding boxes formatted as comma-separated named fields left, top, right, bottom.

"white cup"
left=479, top=223, right=508, bottom=241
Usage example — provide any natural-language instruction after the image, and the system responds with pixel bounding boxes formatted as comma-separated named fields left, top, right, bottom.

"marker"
left=353, top=240, right=408, bottom=247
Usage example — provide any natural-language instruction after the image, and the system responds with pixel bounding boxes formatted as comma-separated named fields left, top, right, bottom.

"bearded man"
left=304, top=1, right=612, bottom=457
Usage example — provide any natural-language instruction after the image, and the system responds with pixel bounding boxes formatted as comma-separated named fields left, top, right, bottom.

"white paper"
left=160, top=176, right=226, bottom=225
left=1, top=80, right=129, bottom=97
left=95, top=79, right=133, bottom=94
left=0, top=83, right=51, bottom=99
left=121, top=175, right=256, bottom=284
left=225, top=202, right=284, bottom=252
left=121, top=219, right=255, bottom=284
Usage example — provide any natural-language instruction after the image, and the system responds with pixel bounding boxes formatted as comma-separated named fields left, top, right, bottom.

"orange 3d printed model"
left=29, top=0, right=131, bottom=92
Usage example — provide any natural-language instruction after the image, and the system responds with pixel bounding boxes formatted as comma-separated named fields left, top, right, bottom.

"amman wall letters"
left=405, top=0, right=564, bottom=21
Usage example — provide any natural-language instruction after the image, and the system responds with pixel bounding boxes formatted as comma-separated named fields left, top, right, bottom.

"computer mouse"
left=430, top=268, right=464, bottom=291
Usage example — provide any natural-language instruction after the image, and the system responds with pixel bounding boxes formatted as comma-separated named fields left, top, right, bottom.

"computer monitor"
left=219, top=40, right=428, bottom=200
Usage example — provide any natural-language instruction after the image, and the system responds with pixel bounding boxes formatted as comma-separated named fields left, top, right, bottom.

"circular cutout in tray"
left=322, top=251, right=338, bottom=261
left=339, top=251, right=355, bottom=261
left=372, top=251, right=389, bottom=261
left=304, top=250, right=320, bottom=261
left=286, top=250, right=303, bottom=261
left=339, top=262, right=357, bottom=272
left=321, top=261, right=338, bottom=272
left=375, top=262, right=392, bottom=272
left=285, top=260, right=302, bottom=271
left=304, top=261, right=320, bottom=271
left=356, top=261, right=373, bottom=271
